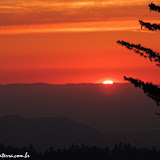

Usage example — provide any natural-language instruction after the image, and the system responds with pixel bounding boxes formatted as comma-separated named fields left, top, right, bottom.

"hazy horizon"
left=0, top=83, right=159, bottom=148
left=1, top=82, right=160, bottom=85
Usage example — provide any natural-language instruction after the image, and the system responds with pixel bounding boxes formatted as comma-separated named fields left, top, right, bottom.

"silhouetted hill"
left=0, top=115, right=108, bottom=150
left=0, top=83, right=160, bottom=148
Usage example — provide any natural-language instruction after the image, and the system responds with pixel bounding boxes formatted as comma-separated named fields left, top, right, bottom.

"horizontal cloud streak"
left=0, top=0, right=159, bottom=26
left=2, top=0, right=158, bottom=8
left=0, top=20, right=141, bottom=34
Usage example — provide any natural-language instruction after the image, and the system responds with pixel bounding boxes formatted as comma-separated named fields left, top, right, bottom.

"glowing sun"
left=103, top=80, right=113, bottom=84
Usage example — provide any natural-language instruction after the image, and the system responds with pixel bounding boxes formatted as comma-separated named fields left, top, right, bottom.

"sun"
left=103, top=80, right=113, bottom=84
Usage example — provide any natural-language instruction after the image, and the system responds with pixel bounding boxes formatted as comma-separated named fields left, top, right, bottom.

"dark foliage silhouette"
left=139, top=20, right=160, bottom=31
left=149, top=3, right=160, bottom=13
left=117, top=40, right=160, bottom=67
left=1, top=143, right=160, bottom=160
left=138, top=3, right=160, bottom=31
left=124, top=76, right=160, bottom=106
left=117, top=3, right=160, bottom=109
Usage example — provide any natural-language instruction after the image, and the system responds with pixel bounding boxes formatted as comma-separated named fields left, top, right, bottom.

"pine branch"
left=139, top=20, right=160, bottom=31
left=124, top=76, right=160, bottom=106
left=138, top=3, right=160, bottom=31
left=117, top=40, right=160, bottom=67
left=149, top=3, right=160, bottom=12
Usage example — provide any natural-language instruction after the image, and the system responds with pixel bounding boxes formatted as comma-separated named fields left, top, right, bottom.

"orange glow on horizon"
left=0, top=0, right=160, bottom=84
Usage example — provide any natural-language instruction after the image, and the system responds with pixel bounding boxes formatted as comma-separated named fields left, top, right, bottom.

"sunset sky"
left=0, top=0, right=160, bottom=84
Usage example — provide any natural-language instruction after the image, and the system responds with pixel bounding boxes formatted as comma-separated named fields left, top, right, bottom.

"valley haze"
left=0, top=83, right=160, bottom=149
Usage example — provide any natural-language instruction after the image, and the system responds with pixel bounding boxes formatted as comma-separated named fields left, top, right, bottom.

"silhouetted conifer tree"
left=117, top=3, right=160, bottom=113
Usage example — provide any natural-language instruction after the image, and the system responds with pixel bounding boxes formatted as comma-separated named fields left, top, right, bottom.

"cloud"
left=0, top=20, right=140, bottom=34
left=0, top=0, right=159, bottom=32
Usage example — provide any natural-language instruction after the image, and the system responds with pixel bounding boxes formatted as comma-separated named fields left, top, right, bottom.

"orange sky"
left=0, top=0, right=160, bottom=84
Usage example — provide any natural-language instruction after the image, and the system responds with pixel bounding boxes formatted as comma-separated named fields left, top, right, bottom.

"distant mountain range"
left=0, top=83, right=160, bottom=148
left=0, top=115, right=109, bottom=150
